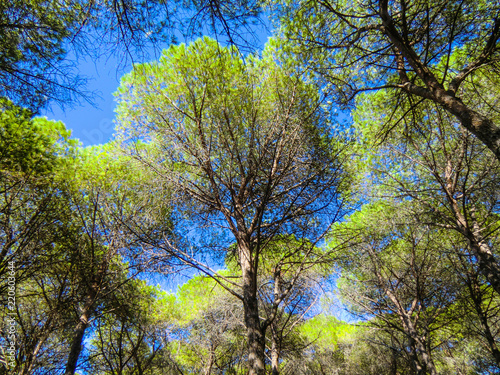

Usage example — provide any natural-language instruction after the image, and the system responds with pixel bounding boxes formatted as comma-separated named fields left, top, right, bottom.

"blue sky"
left=39, top=26, right=274, bottom=298
left=41, top=53, right=142, bottom=146
left=40, top=28, right=272, bottom=146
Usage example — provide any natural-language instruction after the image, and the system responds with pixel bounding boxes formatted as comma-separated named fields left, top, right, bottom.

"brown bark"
left=271, top=266, right=282, bottom=375
left=243, top=293, right=266, bottom=375
left=64, top=310, right=91, bottom=375
left=420, top=85, right=500, bottom=163
left=405, top=324, right=437, bottom=375
left=64, top=284, right=98, bottom=375
left=467, top=276, right=500, bottom=366
left=467, top=237, right=500, bottom=297
left=378, top=0, right=500, bottom=162
left=271, top=331, right=279, bottom=375
left=441, top=156, right=500, bottom=297
left=239, top=241, right=266, bottom=375
left=452, top=206, right=500, bottom=297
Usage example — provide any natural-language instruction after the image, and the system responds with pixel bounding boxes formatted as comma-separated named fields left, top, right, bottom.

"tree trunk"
left=408, top=338, right=424, bottom=375
left=447, top=195, right=500, bottom=298
left=204, top=345, right=214, bottom=375
left=23, top=332, right=51, bottom=375
left=406, top=326, right=437, bottom=375
left=243, top=293, right=266, bottom=375
left=434, top=92, right=500, bottom=163
left=379, top=1, right=500, bottom=162
left=271, top=266, right=282, bottom=375
left=468, top=235, right=500, bottom=297
left=64, top=314, right=90, bottom=375
left=418, top=343, right=437, bottom=375
left=469, top=279, right=500, bottom=366
left=239, top=242, right=266, bottom=375
left=271, top=331, right=279, bottom=375
left=64, top=291, right=96, bottom=375
left=389, top=335, right=398, bottom=375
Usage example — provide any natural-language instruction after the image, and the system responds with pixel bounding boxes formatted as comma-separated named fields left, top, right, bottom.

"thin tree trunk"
left=469, top=279, right=500, bottom=366
left=21, top=310, right=55, bottom=375
left=468, top=234, right=500, bottom=297
left=271, top=266, right=282, bottom=375
left=446, top=191, right=500, bottom=297
left=271, top=332, right=279, bottom=375
left=204, top=343, right=215, bottom=375
left=23, top=332, right=51, bottom=375
left=390, top=335, right=398, bottom=375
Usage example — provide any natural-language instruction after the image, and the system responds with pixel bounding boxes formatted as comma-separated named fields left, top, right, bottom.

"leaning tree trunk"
left=64, top=286, right=98, bottom=375
left=445, top=190, right=500, bottom=299
left=467, top=220, right=500, bottom=298
left=379, top=4, right=500, bottom=162
left=468, top=277, right=500, bottom=366
left=64, top=316, right=90, bottom=375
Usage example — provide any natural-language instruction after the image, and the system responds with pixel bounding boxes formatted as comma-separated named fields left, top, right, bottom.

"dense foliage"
left=1, top=1, right=499, bottom=374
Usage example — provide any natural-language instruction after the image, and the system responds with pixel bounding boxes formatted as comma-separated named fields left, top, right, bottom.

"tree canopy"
left=2, top=1, right=500, bottom=374
left=115, top=37, right=349, bottom=375
left=273, top=0, right=500, bottom=160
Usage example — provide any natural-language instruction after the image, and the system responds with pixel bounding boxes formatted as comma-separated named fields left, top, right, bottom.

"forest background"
left=1, top=1, right=500, bottom=374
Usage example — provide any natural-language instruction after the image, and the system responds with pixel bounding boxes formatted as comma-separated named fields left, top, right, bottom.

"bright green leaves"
left=115, top=36, right=344, bottom=243
left=299, top=314, right=359, bottom=351
left=0, top=99, right=75, bottom=176
left=161, top=273, right=246, bottom=373
left=171, top=273, right=232, bottom=324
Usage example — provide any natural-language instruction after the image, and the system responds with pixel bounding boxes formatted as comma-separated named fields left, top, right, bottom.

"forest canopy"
left=1, top=1, right=500, bottom=374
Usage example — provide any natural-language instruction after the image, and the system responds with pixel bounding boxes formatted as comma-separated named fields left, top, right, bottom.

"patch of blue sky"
left=39, top=19, right=273, bottom=147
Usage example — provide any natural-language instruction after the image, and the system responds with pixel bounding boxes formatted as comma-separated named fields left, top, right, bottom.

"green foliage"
left=5, top=2, right=500, bottom=372
left=299, top=314, right=358, bottom=351
left=0, top=0, right=86, bottom=109
left=0, top=0, right=263, bottom=110
left=273, top=0, right=500, bottom=102
left=115, top=36, right=347, bottom=275
left=164, top=274, right=246, bottom=374
left=0, top=99, right=75, bottom=175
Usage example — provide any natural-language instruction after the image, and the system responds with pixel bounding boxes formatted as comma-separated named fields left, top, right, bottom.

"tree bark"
left=406, top=327, right=437, bottom=375
left=271, top=266, right=282, bottom=375
left=64, top=290, right=96, bottom=375
left=445, top=186, right=500, bottom=298
left=468, top=277, right=500, bottom=366
left=271, top=332, right=279, bottom=375
left=64, top=313, right=90, bottom=375
left=239, top=241, right=266, bottom=375
left=424, top=87, right=500, bottom=163
left=378, top=0, right=500, bottom=162
left=468, top=237, right=500, bottom=297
